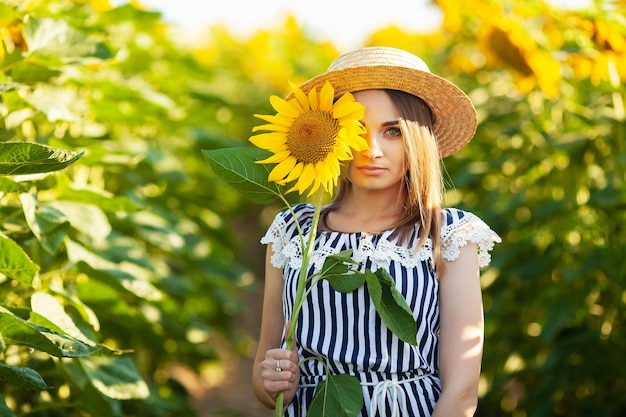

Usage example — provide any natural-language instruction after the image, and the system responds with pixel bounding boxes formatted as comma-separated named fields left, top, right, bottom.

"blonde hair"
left=322, top=89, right=445, bottom=272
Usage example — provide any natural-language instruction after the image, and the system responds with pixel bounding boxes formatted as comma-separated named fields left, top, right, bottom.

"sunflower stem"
left=274, top=189, right=324, bottom=416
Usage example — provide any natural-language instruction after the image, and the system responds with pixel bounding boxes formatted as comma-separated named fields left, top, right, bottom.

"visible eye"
left=385, top=127, right=402, bottom=138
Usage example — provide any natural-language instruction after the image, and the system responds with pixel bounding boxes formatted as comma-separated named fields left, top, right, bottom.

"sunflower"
left=249, top=81, right=368, bottom=196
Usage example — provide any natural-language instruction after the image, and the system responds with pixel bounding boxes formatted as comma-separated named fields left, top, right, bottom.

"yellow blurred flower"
left=250, top=81, right=368, bottom=196
left=478, top=17, right=561, bottom=97
left=86, top=0, right=113, bottom=12
left=5, top=20, right=28, bottom=51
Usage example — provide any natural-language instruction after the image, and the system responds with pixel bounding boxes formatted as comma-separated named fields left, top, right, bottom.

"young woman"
left=252, top=47, right=501, bottom=417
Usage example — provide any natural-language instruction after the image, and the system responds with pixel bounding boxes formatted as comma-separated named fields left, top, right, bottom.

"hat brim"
left=288, top=66, right=477, bottom=158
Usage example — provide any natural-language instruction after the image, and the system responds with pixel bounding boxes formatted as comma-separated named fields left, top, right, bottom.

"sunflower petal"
left=252, top=123, right=289, bottom=133
left=333, top=147, right=351, bottom=161
left=282, top=162, right=304, bottom=183
left=288, top=97, right=305, bottom=113
left=351, top=136, right=370, bottom=152
left=249, top=132, right=287, bottom=149
left=333, top=94, right=365, bottom=119
left=289, top=81, right=310, bottom=112
left=315, top=161, right=335, bottom=192
left=295, top=163, right=316, bottom=194
left=339, top=119, right=367, bottom=132
left=334, top=103, right=366, bottom=120
left=267, top=144, right=289, bottom=154
left=268, top=156, right=298, bottom=182
left=256, top=150, right=291, bottom=164
left=338, top=127, right=368, bottom=152
left=254, top=113, right=294, bottom=127
left=319, top=81, right=335, bottom=112
left=307, top=176, right=322, bottom=197
left=325, top=152, right=340, bottom=176
left=307, top=87, right=319, bottom=110
left=270, top=95, right=302, bottom=119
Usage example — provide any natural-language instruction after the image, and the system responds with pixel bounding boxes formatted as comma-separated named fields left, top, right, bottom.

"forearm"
left=432, top=388, right=478, bottom=417
left=435, top=243, right=482, bottom=417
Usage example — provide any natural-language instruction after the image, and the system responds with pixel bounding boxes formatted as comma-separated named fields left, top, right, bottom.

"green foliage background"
left=0, top=0, right=624, bottom=416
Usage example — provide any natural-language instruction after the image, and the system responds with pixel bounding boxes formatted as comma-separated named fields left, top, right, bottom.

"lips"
left=357, top=165, right=386, bottom=175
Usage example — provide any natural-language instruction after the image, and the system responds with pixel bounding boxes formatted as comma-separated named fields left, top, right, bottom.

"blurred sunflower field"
left=0, top=0, right=624, bottom=416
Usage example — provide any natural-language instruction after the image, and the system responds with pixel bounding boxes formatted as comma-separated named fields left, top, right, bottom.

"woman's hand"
left=261, top=343, right=300, bottom=405
left=253, top=249, right=300, bottom=409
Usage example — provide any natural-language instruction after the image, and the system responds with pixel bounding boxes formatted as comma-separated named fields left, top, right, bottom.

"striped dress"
left=261, top=204, right=501, bottom=417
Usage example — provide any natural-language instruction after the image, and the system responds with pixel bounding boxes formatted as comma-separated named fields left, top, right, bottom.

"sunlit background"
left=121, top=0, right=593, bottom=49
left=0, top=0, right=624, bottom=417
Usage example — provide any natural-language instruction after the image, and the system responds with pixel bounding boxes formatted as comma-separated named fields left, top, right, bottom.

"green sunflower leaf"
left=0, top=393, right=17, bottom=417
left=0, top=142, right=84, bottom=176
left=24, top=17, right=112, bottom=61
left=0, top=363, right=51, bottom=391
left=202, top=147, right=282, bottom=204
left=0, top=306, right=100, bottom=357
left=0, top=233, right=39, bottom=285
left=78, top=356, right=150, bottom=400
left=320, top=250, right=365, bottom=293
left=365, top=269, right=418, bottom=346
left=308, top=374, right=363, bottom=417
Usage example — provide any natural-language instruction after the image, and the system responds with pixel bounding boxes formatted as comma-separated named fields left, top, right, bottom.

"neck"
left=323, top=185, right=407, bottom=233
left=345, top=188, right=404, bottom=216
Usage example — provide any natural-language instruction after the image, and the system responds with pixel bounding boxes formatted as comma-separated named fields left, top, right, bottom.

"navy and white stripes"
left=261, top=204, right=500, bottom=416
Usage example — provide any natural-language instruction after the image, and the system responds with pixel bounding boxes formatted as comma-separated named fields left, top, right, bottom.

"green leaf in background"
left=37, top=327, right=101, bottom=357
left=0, top=363, right=50, bottom=391
left=0, top=2, right=19, bottom=26
left=63, top=360, right=124, bottom=417
left=55, top=174, right=140, bottom=214
left=365, top=269, right=418, bottom=346
left=320, top=250, right=365, bottom=293
left=0, top=142, right=84, bottom=176
left=0, top=393, right=17, bottom=417
left=49, top=201, right=112, bottom=245
left=66, top=239, right=163, bottom=301
left=23, top=17, right=111, bottom=61
left=51, top=287, right=101, bottom=332
left=0, top=176, right=26, bottom=193
left=0, top=306, right=62, bottom=356
left=30, top=292, right=96, bottom=346
left=308, top=374, right=363, bottom=417
left=202, top=147, right=281, bottom=204
left=78, top=356, right=150, bottom=400
left=0, top=233, right=39, bottom=285
left=79, top=382, right=123, bottom=417
left=19, top=84, right=82, bottom=122
left=8, top=62, right=60, bottom=84
left=125, top=210, right=185, bottom=253
left=20, top=193, right=71, bottom=256
left=0, top=82, right=26, bottom=94
left=4, top=108, right=36, bottom=130
left=0, top=306, right=98, bottom=357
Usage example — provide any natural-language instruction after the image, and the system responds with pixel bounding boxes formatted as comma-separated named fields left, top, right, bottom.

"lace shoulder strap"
left=441, top=208, right=501, bottom=268
left=260, top=204, right=314, bottom=268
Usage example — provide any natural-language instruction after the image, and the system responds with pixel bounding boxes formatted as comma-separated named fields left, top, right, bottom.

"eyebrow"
left=361, top=120, right=400, bottom=127
left=382, top=121, right=400, bottom=127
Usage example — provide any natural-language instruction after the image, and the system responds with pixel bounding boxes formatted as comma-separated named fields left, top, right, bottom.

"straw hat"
left=288, top=47, right=477, bottom=158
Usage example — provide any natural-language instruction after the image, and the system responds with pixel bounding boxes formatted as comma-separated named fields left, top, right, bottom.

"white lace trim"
left=261, top=209, right=501, bottom=271
left=441, top=212, right=502, bottom=268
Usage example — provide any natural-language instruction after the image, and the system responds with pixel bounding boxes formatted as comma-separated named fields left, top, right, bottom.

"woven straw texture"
left=288, top=47, right=477, bottom=158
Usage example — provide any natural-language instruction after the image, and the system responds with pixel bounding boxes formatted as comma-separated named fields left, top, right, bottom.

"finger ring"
left=275, top=359, right=282, bottom=372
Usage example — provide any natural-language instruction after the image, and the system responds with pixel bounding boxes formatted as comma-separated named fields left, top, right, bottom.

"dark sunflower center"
left=286, top=110, right=339, bottom=164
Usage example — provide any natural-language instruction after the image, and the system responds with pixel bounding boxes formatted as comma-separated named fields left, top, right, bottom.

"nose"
left=365, top=133, right=383, bottom=159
